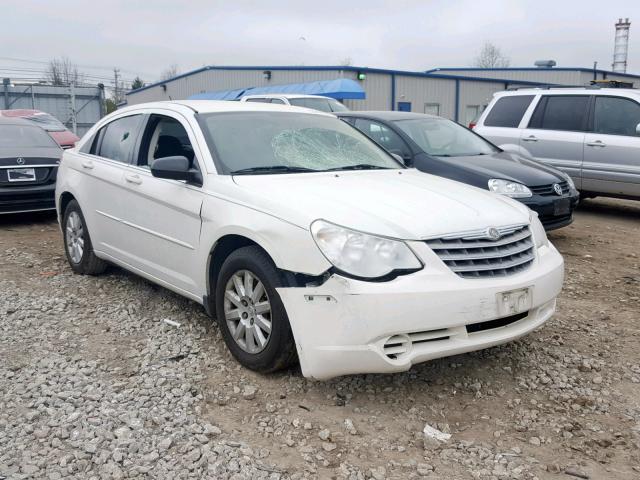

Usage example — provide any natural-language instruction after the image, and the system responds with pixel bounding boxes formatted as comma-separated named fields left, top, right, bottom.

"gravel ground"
left=1, top=198, right=639, bottom=480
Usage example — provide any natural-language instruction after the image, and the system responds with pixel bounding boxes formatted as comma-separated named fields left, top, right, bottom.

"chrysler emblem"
left=486, top=227, right=501, bottom=240
left=16, top=157, right=25, bottom=165
left=552, top=183, right=563, bottom=196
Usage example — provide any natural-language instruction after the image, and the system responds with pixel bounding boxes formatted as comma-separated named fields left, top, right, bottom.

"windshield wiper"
left=324, top=164, right=393, bottom=172
left=231, top=165, right=317, bottom=175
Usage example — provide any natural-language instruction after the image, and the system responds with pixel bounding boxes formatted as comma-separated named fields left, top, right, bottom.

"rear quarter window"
left=483, top=95, right=534, bottom=128
left=96, top=115, right=143, bottom=163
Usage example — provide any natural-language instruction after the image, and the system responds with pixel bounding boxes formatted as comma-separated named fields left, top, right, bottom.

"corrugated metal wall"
left=456, top=79, right=506, bottom=124
left=394, top=76, right=456, bottom=118
left=2, top=84, right=104, bottom=136
left=343, top=72, right=392, bottom=111
left=580, top=70, right=638, bottom=86
left=126, top=68, right=514, bottom=123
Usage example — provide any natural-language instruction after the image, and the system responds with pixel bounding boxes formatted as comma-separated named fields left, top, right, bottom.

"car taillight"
left=469, top=122, right=476, bottom=129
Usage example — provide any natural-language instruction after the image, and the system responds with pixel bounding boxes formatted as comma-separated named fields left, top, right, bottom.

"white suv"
left=240, top=94, right=349, bottom=113
left=474, top=88, right=640, bottom=200
left=55, top=100, right=563, bottom=380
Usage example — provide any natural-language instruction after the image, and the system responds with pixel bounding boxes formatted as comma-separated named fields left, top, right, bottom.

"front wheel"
left=215, top=246, right=296, bottom=373
left=62, top=200, right=107, bottom=275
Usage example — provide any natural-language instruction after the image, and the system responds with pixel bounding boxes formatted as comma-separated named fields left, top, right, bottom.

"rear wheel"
left=215, top=246, right=296, bottom=373
left=62, top=200, right=107, bottom=275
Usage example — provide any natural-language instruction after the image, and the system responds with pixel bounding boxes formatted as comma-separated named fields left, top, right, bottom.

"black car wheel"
left=62, top=200, right=107, bottom=275
left=215, top=246, right=297, bottom=373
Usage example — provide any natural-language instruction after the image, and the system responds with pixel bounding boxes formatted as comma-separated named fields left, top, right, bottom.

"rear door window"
left=97, top=115, right=143, bottom=163
left=593, top=96, right=640, bottom=136
left=528, top=95, right=589, bottom=132
left=484, top=95, right=534, bottom=127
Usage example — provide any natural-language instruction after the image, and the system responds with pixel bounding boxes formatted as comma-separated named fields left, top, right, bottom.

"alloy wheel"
left=223, top=269, right=272, bottom=354
left=66, top=211, right=84, bottom=264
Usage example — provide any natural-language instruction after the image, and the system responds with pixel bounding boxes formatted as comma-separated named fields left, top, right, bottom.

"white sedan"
left=55, top=101, right=564, bottom=380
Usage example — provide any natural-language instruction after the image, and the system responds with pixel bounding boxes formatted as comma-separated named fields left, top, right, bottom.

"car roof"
left=0, top=116, right=38, bottom=126
left=115, top=100, right=335, bottom=117
left=0, top=109, right=41, bottom=117
left=242, top=94, right=334, bottom=100
left=337, top=111, right=440, bottom=121
left=494, top=87, right=640, bottom=98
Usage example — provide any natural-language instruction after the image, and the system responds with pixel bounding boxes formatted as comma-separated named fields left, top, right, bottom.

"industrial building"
left=125, top=64, right=640, bottom=126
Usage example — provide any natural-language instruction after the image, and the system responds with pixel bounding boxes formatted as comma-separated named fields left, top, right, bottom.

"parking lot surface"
left=1, top=199, right=639, bottom=480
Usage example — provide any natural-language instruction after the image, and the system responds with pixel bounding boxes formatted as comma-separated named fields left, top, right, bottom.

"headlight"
left=310, top=220, right=422, bottom=279
left=488, top=179, right=532, bottom=198
left=561, top=172, right=576, bottom=191
left=530, top=212, right=548, bottom=248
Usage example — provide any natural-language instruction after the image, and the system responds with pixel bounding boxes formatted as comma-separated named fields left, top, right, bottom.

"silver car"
left=474, top=87, right=640, bottom=200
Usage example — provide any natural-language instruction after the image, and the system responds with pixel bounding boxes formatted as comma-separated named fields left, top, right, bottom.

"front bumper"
left=0, top=183, right=56, bottom=214
left=277, top=241, right=564, bottom=380
left=521, top=191, right=580, bottom=231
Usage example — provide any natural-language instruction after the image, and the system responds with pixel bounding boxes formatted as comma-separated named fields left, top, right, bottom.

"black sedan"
left=0, top=117, right=62, bottom=214
left=339, top=111, right=579, bottom=230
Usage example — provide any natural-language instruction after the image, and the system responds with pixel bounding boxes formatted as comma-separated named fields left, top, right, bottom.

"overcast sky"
left=3, top=0, right=639, bottom=86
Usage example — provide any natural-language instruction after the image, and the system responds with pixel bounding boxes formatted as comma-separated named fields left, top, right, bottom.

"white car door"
left=518, top=95, right=590, bottom=188
left=583, top=95, right=640, bottom=197
left=74, top=113, right=145, bottom=260
left=114, top=112, right=204, bottom=297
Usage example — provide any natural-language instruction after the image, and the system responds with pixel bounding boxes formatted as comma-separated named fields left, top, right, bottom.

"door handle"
left=586, top=140, right=606, bottom=147
left=124, top=173, right=142, bottom=185
left=522, top=135, right=538, bottom=142
left=81, top=160, right=94, bottom=169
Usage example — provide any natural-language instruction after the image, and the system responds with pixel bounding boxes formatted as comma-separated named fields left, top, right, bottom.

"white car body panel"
left=232, top=169, right=531, bottom=240
left=279, top=241, right=563, bottom=379
left=56, top=100, right=564, bottom=379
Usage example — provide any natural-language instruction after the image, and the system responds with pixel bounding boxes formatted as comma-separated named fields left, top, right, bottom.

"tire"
left=215, top=245, right=297, bottom=373
left=62, top=200, right=108, bottom=275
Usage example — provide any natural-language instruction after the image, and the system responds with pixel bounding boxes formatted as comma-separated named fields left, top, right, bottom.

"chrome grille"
left=529, top=180, right=569, bottom=196
left=426, top=224, right=535, bottom=279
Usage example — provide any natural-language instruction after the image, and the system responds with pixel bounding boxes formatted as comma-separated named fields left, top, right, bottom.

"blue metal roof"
left=247, top=78, right=365, bottom=99
left=187, top=78, right=365, bottom=101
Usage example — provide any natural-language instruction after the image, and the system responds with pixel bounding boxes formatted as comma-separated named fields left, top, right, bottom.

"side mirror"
left=150, top=156, right=202, bottom=186
left=636, top=123, right=640, bottom=135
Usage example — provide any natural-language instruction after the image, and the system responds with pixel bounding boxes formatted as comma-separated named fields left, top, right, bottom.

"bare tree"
left=339, top=57, right=353, bottom=67
left=160, top=64, right=180, bottom=81
left=45, top=57, right=84, bottom=86
left=473, top=42, right=510, bottom=68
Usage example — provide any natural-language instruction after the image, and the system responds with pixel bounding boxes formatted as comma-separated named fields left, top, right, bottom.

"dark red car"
left=0, top=109, right=79, bottom=149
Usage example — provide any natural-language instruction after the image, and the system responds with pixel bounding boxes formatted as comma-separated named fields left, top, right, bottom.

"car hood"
left=230, top=169, right=530, bottom=240
left=431, top=150, right=565, bottom=186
